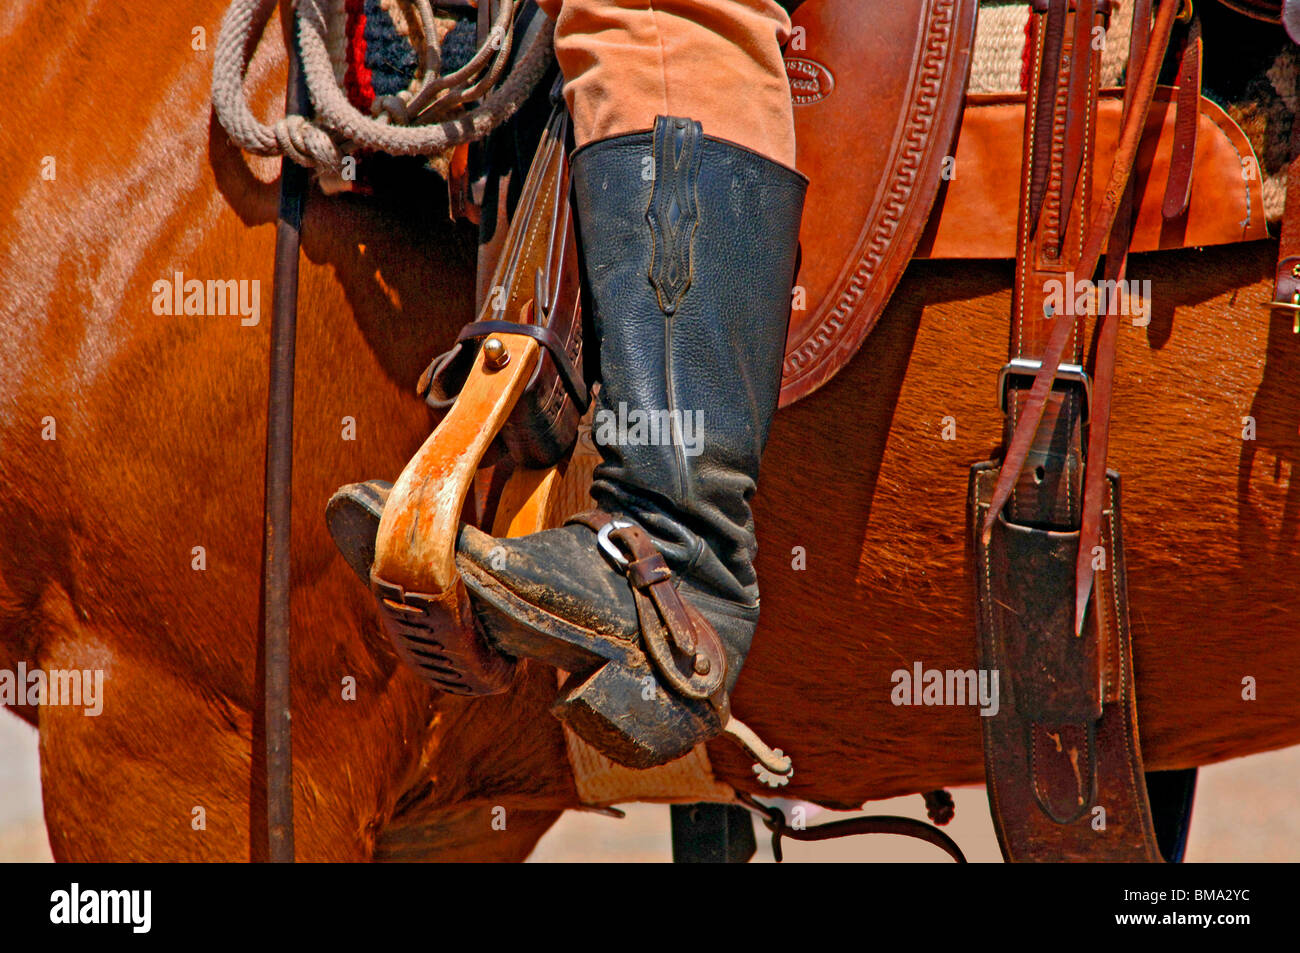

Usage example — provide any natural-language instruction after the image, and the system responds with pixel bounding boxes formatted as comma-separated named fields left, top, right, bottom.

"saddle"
left=784, top=0, right=1270, bottom=405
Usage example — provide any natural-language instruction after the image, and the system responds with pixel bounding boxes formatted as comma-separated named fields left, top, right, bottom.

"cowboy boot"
left=454, top=116, right=806, bottom=770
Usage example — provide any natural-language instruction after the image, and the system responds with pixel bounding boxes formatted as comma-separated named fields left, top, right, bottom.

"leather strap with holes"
left=974, top=0, right=1177, bottom=862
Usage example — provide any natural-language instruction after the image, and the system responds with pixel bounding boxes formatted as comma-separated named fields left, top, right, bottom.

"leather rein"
left=261, top=30, right=310, bottom=865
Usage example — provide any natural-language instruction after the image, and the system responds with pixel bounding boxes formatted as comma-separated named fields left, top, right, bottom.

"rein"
left=261, top=28, right=310, bottom=865
left=736, top=793, right=968, bottom=863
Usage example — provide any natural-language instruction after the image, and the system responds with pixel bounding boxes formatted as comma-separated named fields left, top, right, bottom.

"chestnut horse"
left=1, top=0, right=1296, bottom=860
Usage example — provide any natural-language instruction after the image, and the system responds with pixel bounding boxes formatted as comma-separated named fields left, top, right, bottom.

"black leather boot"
left=455, top=116, right=807, bottom=770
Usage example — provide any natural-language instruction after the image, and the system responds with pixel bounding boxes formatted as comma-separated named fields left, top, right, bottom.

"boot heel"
left=553, top=660, right=722, bottom=769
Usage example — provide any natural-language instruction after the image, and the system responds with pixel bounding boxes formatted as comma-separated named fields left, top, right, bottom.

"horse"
left=1, top=0, right=1296, bottom=860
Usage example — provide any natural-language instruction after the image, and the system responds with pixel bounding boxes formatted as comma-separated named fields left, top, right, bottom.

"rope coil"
left=212, top=0, right=554, bottom=172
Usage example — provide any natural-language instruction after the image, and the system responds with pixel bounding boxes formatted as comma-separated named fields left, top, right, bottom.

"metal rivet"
left=693, top=655, right=711, bottom=676
left=482, top=337, right=509, bottom=369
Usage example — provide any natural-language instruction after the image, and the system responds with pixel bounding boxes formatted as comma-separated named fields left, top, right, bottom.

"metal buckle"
left=998, top=358, right=1092, bottom=421
left=596, top=519, right=636, bottom=570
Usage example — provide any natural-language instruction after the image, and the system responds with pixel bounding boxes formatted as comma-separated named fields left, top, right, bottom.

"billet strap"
left=983, top=0, right=1181, bottom=558
left=1073, top=2, right=1200, bottom=630
left=1074, top=0, right=1157, bottom=637
left=975, top=0, right=1181, bottom=862
left=1162, top=10, right=1202, bottom=221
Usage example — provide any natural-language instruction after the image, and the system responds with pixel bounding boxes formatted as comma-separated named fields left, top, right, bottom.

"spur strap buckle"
left=595, top=519, right=636, bottom=569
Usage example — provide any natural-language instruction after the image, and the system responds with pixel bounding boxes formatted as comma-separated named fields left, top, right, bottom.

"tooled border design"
left=782, top=0, right=962, bottom=389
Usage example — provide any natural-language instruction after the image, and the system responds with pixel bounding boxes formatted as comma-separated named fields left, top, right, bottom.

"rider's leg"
left=457, top=0, right=806, bottom=768
left=535, top=0, right=797, bottom=165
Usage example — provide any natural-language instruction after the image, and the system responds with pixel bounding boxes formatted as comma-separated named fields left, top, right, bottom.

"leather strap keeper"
left=567, top=510, right=728, bottom=701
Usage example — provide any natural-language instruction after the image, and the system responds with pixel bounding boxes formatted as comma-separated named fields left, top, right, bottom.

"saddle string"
left=212, top=0, right=554, bottom=174
left=734, top=792, right=968, bottom=864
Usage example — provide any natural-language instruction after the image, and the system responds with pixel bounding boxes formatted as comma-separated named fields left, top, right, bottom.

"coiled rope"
left=212, top=0, right=554, bottom=174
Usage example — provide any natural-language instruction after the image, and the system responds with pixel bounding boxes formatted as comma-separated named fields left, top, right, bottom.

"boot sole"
left=327, top=481, right=519, bottom=696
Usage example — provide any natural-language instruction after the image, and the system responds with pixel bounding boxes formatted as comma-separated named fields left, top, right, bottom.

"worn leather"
left=914, top=89, right=1269, bottom=259
left=1162, top=13, right=1202, bottom=221
left=421, top=100, right=585, bottom=470
left=459, top=521, right=640, bottom=644
left=973, top=466, right=1162, bottom=861
left=326, top=480, right=391, bottom=584
left=972, top=1, right=1179, bottom=863
left=777, top=0, right=979, bottom=406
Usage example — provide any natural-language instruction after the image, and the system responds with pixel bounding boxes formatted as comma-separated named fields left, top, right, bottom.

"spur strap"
left=568, top=510, right=727, bottom=701
left=569, top=510, right=794, bottom=782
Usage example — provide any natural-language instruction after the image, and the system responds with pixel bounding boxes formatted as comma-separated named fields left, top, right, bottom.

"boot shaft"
left=570, top=116, right=807, bottom=605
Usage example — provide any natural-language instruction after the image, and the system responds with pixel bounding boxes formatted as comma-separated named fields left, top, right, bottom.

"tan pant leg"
left=534, top=0, right=796, bottom=167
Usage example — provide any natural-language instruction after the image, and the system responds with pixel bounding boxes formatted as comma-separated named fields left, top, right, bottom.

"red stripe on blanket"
left=345, top=0, right=376, bottom=110
left=1021, top=11, right=1034, bottom=92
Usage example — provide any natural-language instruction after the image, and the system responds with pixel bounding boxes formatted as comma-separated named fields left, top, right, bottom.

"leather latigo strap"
left=419, top=97, right=587, bottom=469
left=974, top=0, right=1185, bottom=862
left=1162, top=10, right=1201, bottom=221
left=984, top=0, right=1181, bottom=552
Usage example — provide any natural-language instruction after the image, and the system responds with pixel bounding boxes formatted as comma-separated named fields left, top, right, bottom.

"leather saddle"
left=782, top=0, right=1269, bottom=405
left=778, top=0, right=1280, bottom=863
